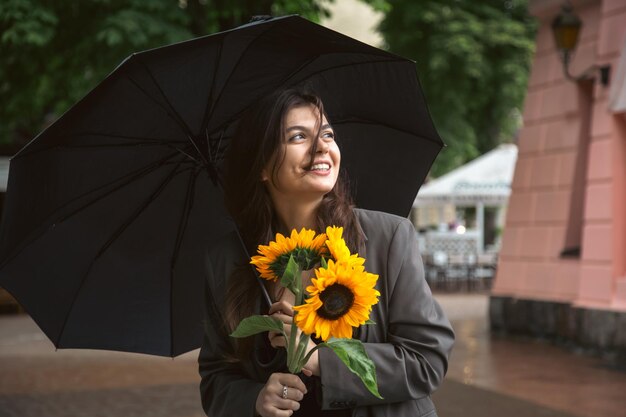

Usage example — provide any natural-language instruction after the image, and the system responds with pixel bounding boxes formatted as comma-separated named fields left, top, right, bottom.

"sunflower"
left=293, top=259, right=380, bottom=341
left=250, top=228, right=327, bottom=281
left=325, top=226, right=365, bottom=268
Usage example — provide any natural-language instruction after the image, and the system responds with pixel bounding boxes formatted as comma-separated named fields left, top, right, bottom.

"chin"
left=301, top=185, right=335, bottom=198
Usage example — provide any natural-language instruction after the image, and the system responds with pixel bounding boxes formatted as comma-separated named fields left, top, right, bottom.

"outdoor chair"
left=424, top=251, right=448, bottom=291
left=472, top=252, right=498, bottom=290
left=445, top=253, right=471, bottom=291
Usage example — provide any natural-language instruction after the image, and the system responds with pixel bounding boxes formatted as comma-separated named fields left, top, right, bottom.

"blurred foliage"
left=364, top=0, right=537, bottom=176
left=1, top=0, right=537, bottom=174
left=0, top=0, right=331, bottom=148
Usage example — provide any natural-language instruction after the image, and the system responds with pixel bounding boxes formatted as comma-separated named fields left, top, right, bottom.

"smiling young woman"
left=198, top=88, right=454, bottom=417
left=262, top=104, right=341, bottom=219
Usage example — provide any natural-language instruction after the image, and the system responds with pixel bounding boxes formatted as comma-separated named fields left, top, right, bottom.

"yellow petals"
left=325, top=226, right=365, bottom=269
left=251, top=226, right=379, bottom=341
left=294, top=259, right=380, bottom=341
left=251, top=228, right=327, bottom=281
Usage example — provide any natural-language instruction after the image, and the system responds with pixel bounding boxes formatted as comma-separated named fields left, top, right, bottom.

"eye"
left=288, top=133, right=305, bottom=142
left=322, top=131, right=335, bottom=140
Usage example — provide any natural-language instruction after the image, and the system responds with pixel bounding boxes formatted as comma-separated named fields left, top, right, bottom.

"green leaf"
left=230, top=315, right=283, bottom=338
left=325, top=339, right=382, bottom=399
left=320, top=256, right=328, bottom=269
left=373, top=0, right=536, bottom=178
left=364, top=319, right=376, bottom=325
left=280, top=254, right=300, bottom=296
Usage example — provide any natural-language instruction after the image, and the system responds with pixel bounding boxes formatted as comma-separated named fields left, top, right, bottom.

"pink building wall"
left=492, top=0, right=626, bottom=312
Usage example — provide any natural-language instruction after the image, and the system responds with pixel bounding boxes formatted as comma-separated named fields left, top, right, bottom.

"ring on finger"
left=282, top=385, right=288, bottom=399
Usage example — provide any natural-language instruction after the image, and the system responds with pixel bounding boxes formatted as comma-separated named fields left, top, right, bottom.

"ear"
left=260, top=167, right=269, bottom=182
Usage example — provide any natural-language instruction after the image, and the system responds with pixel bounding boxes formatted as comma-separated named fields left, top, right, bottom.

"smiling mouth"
left=309, top=163, right=330, bottom=172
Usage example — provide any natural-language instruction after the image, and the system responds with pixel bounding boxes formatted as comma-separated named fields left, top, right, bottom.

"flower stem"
left=294, top=332, right=310, bottom=371
left=301, top=343, right=325, bottom=368
left=287, top=265, right=302, bottom=373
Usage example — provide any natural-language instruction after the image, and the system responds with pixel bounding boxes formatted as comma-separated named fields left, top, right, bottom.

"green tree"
left=0, top=0, right=330, bottom=148
left=367, top=0, right=536, bottom=176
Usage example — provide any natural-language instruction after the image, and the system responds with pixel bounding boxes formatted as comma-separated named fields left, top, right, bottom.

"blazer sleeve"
left=198, top=252, right=264, bottom=417
left=317, top=218, right=455, bottom=409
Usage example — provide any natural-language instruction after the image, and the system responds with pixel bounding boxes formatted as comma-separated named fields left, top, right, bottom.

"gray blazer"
left=198, top=209, right=455, bottom=417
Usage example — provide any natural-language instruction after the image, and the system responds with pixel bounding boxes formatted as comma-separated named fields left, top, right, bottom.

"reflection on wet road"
left=435, top=294, right=626, bottom=417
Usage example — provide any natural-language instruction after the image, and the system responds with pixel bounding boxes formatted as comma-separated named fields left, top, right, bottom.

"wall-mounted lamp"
left=551, top=3, right=610, bottom=86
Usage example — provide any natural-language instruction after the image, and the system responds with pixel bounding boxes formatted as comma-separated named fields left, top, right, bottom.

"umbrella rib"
left=205, top=128, right=213, bottom=162
left=62, top=143, right=202, bottom=164
left=56, top=156, right=192, bottom=225
left=58, top=132, right=186, bottom=144
left=168, top=167, right=199, bottom=355
left=11, top=134, right=187, bottom=161
left=124, top=58, right=200, bottom=149
left=0, top=151, right=184, bottom=270
left=124, top=74, right=190, bottom=136
left=96, top=162, right=190, bottom=259
left=201, top=21, right=282, bottom=132
left=129, top=56, right=210, bottom=167
left=279, top=56, right=408, bottom=87
left=273, top=57, right=445, bottom=144
left=56, top=160, right=189, bottom=348
left=331, top=117, right=443, bottom=146
left=12, top=140, right=201, bottom=167
left=48, top=139, right=202, bottom=165
left=204, top=56, right=411, bottom=137
left=205, top=128, right=226, bottom=165
left=199, top=38, right=223, bottom=135
left=214, top=129, right=224, bottom=165
left=26, top=141, right=186, bottom=153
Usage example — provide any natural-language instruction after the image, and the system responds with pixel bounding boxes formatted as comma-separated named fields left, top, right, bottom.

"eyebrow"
left=285, top=124, right=333, bottom=133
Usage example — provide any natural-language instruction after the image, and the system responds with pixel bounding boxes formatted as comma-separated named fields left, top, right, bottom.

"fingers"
left=269, top=300, right=294, bottom=316
left=278, top=373, right=307, bottom=395
left=267, top=312, right=295, bottom=349
left=256, top=373, right=307, bottom=417
left=271, top=312, right=293, bottom=326
left=256, top=393, right=299, bottom=417
left=279, top=385, right=304, bottom=402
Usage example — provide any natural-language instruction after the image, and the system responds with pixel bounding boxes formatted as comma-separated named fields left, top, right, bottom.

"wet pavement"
left=434, top=294, right=626, bottom=417
left=1, top=293, right=625, bottom=417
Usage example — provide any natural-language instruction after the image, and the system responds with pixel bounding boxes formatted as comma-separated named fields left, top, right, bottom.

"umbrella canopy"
left=413, top=144, right=517, bottom=207
left=0, top=16, right=443, bottom=356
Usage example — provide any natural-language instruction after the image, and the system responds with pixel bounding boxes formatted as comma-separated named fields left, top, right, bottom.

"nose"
left=316, top=135, right=329, bottom=153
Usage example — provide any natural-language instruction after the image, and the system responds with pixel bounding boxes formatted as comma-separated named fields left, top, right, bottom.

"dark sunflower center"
left=318, top=284, right=355, bottom=320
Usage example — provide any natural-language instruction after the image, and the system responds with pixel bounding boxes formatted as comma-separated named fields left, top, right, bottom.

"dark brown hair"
left=222, top=88, right=363, bottom=359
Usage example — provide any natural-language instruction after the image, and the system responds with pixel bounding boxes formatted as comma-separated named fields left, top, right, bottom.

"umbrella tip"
left=249, top=15, right=273, bottom=23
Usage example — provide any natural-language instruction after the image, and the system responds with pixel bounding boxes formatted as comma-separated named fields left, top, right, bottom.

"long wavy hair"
left=222, top=88, right=364, bottom=359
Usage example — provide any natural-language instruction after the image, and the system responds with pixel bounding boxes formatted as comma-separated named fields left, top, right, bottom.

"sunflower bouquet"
left=230, top=226, right=382, bottom=399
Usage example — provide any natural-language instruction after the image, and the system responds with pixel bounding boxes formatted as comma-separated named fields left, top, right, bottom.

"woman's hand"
left=268, top=299, right=296, bottom=349
left=255, top=372, right=307, bottom=417
left=268, top=300, right=320, bottom=377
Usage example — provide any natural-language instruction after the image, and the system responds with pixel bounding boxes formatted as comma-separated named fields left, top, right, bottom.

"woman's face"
left=262, top=104, right=341, bottom=201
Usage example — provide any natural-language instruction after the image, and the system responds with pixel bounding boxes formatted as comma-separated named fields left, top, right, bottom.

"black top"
left=294, top=374, right=351, bottom=417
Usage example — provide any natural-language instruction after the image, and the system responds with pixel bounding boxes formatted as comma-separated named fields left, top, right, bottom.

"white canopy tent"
left=413, top=144, right=518, bottom=252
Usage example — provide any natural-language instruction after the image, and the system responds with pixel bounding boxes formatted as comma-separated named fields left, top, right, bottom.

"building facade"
left=490, top=0, right=626, bottom=365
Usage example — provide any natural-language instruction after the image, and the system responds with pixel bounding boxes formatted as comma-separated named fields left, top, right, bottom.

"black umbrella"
left=0, top=15, right=443, bottom=357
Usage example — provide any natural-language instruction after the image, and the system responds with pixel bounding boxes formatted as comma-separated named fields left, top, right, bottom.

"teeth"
left=310, top=163, right=330, bottom=171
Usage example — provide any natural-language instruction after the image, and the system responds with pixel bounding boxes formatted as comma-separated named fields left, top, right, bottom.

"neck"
left=272, top=194, right=323, bottom=232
